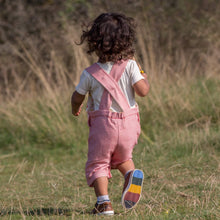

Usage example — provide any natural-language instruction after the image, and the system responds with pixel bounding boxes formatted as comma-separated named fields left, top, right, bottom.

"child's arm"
left=131, top=57, right=150, bottom=97
left=133, top=73, right=150, bottom=97
left=71, top=91, right=85, bottom=116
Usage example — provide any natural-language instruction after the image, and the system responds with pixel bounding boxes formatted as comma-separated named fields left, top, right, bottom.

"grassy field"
left=0, top=2, right=220, bottom=218
left=0, top=60, right=219, bottom=219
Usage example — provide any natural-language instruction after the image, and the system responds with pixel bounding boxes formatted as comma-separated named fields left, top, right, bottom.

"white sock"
left=97, top=195, right=110, bottom=204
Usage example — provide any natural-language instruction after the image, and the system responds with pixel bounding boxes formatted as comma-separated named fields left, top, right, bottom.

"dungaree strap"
left=86, top=60, right=130, bottom=112
left=99, top=61, right=128, bottom=110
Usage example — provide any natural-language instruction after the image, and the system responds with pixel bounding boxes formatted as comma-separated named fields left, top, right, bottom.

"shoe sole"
left=97, top=210, right=114, bottom=216
left=121, top=169, right=144, bottom=209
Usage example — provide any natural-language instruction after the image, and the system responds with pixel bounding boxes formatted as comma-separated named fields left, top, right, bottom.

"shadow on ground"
left=0, top=207, right=92, bottom=217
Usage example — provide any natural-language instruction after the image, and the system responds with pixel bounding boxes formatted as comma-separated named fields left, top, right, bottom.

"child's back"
left=76, top=59, right=144, bottom=112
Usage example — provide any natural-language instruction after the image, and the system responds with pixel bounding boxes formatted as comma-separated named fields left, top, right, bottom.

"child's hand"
left=74, top=104, right=83, bottom=116
left=71, top=91, right=85, bottom=116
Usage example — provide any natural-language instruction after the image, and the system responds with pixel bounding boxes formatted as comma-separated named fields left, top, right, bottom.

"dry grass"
left=0, top=13, right=220, bottom=219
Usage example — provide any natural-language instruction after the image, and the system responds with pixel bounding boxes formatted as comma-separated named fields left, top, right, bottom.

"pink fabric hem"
left=111, top=158, right=133, bottom=169
left=88, top=172, right=112, bottom=187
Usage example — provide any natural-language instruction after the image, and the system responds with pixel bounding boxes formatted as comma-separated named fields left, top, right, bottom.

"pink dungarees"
left=85, top=60, right=141, bottom=186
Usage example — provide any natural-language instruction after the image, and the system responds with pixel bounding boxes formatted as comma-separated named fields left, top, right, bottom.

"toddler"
left=71, top=12, right=149, bottom=215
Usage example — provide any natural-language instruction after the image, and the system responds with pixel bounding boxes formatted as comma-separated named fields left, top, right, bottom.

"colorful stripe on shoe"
left=121, top=169, right=144, bottom=209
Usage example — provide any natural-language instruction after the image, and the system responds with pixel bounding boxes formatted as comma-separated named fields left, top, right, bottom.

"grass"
left=0, top=69, right=219, bottom=219
left=0, top=9, right=220, bottom=218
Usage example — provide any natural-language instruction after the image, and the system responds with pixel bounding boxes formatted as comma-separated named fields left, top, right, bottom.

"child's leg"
left=117, top=160, right=135, bottom=176
left=93, top=176, right=108, bottom=196
left=92, top=177, right=114, bottom=215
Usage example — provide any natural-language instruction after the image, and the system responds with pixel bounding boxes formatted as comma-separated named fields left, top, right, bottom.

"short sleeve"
left=128, top=60, right=145, bottom=85
left=75, top=70, right=91, bottom=95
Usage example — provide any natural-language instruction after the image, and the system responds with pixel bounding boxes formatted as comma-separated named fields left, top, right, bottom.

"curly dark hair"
left=79, top=13, right=136, bottom=63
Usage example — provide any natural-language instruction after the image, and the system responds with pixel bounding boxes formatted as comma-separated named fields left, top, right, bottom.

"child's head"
left=79, top=13, right=136, bottom=63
